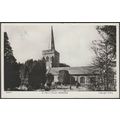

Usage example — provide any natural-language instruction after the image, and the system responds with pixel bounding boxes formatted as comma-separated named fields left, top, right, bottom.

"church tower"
left=42, top=26, right=60, bottom=70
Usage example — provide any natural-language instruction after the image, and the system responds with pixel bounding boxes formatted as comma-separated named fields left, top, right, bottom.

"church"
left=42, top=27, right=100, bottom=86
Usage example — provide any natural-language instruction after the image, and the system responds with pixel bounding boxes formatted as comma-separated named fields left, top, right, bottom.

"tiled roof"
left=49, top=66, right=99, bottom=75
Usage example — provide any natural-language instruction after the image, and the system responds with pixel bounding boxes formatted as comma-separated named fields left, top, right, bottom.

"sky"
left=2, top=23, right=103, bottom=67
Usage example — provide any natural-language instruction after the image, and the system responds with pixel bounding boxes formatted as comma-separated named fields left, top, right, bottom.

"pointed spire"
left=51, top=26, right=55, bottom=50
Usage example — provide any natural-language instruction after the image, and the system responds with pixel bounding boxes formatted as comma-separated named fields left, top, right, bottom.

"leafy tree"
left=58, top=70, right=70, bottom=85
left=96, top=26, right=116, bottom=59
left=45, top=73, right=54, bottom=90
left=91, top=26, right=116, bottom=90
left=19, top=59, right=36, bottom=87
left=19, top=58, right=46, bottom=90
left=28, top=59, right=46, bottom=90
left=24, top=59, right=34, bottom=81
left=4, top=32, right=20, bottom=90
left=46, top=73, right=54, bottom=84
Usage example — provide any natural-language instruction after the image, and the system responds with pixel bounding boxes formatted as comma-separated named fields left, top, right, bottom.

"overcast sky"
left=2, top=23, right=103, bottom=67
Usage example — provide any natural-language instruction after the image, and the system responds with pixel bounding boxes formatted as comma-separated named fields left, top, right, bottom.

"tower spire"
left=51, top=26, right=55, bottom=50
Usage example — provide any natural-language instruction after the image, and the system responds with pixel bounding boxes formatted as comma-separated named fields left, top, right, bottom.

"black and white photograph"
left=1, top=23, right=119, bottom=98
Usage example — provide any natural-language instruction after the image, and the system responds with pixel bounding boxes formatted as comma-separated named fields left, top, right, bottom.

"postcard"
left=1, top=23, right=119, bottom=98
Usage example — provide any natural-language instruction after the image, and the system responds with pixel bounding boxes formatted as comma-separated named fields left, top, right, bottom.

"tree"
left=45, top=73, right=54, bottom=90
left=58, top=70, right=70, bottom=85
left=4, top=32, right=20, bottom=90
left=24, top=59, right=34, bottom=82
left=96, top=26, right=116, bottom=59
left=46, top=73, right=54, bottom=84
left=28, top=59, right=46, bottom=90
left=91, top=26, right=116, bottom=90
left=19, top=59, right=34, bottom=88
left=19, top=58, right=46, bottom=90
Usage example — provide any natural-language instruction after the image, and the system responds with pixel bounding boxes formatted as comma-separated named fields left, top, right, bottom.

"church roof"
left=49, top=66, right=99, bottom=75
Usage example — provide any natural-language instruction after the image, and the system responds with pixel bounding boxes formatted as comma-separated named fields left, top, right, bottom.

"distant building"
left=42, top=27, right=100, bottom=86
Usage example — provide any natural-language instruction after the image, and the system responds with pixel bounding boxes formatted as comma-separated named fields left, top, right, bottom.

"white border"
left=1, top=23, right=119, bottom=98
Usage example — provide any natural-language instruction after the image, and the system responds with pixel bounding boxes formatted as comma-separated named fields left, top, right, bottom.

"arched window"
left=80, top=77, right=85, bottom=83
